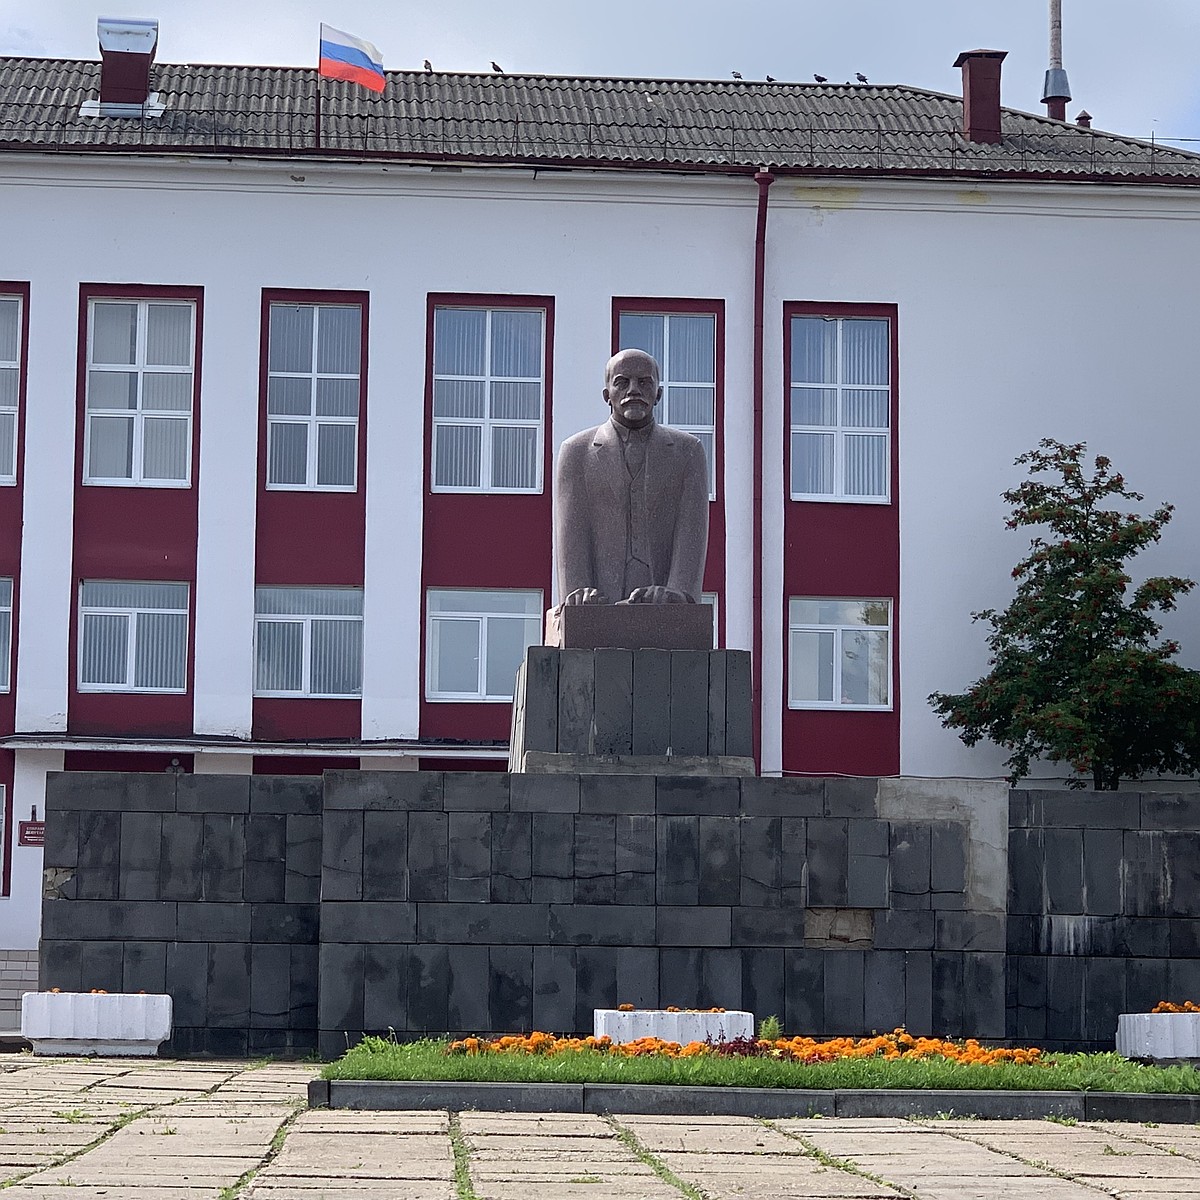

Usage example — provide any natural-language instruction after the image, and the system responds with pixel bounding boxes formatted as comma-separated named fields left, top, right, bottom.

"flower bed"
left=1117, top=1001, right=1200, bottom=1063
left=21, top=990, right=172, bottom=1056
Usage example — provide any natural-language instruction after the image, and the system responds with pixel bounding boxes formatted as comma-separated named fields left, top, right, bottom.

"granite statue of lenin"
left=555, top=348, right=708, bottom=607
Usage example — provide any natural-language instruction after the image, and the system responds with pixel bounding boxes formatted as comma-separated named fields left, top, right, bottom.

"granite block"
left=574, top=814, right=616, bottom=880
left=1083, top=827, right=1124, bottom=915
left=784, top=948, right=824, bottom=1034
left=699, top=948, right=742, bottom=1010
left=657, top=776, right=739, bottom=816
left=166, top=942, right=208, bottom=1026
left=510, top=773, right=580, bottom=813
left=245, top=813, right=287, bottom=903
left=847, top=854, right=889, bottom=908
left=904, top=950, right=933, bottom=1035
left=75, top=810, right=120, bottom=899
left=324, top=769, right=441, bottom=811
left=178, top=774, right=249, bottom=814
left=251, top=774, right=324, bottom=814
left=669, top=650, right=710, bottom=756
left=848, top=818, right=889, bottom=858
left=864, top=951, right=906, bottom=1033
left=707, top=649, right=727, bottom=756
left=550, top=904, right=655, bottom=946
left=1168, top=955, right=1200, bottom=1002
left=202, top=814, right=245, bottom=902
left=520, top=647, right=560, bottom=755
left=617, top=946, right=659, bottom=1011
left=250, top=943, right=291, bottom=1029
left=47, top=771, right=175, bottom=813
left=615, top=871, right=655, bottom=905
left=1170, top=918, right=1200, bottom=958
left=419, top=903, right=550, bottom=945
left=615, top=814, right=656, bottom=875
left=251, top=903, right=320, bottom=944
left=823, top=950, right=865, bottom=1034
left=1124, top=830, right=1169, bottom=917
left=42, top=807, right=79, bottom=870
left=489, top=945, right=534, bottom=1032
left=741, top=947, right=785, bottom=1024
left=1044, top=826, right=1084, bottom=914
left=806, top=819, right=848, bottom=907
left=656, top=816, right=699, bottom=905
left=322, top=810, right=364, bottom=901
left=491, top=812, right=532, bottom=885
left=723, top=652, right=753, bottom=758
left=40, top=940, right=82, bottom=992
left=929, top=821, right=968, bottom=895
left=208, top=942, right=252, bottom=1028
left=121, top=940, right=167, bottom=995
left=931, top=951, right=965, bottom=1035
left=593, top=648, right=634, bottom=756
left=178, top=901, right=251, bottom=943
left=42, top=898, right=176, bottom=941
left=322, top=901, right=416, bottom=943
left=444, top=772, right=510, bottom=812
left=547, top=603, right=712, bottom=651
left=448, top=811, right=492, bottom=902
left=780, top=817, right=807, bottom=902
left=159, top=814, right=204, bottom=902
left=1007, top=828, right=1044, bottom=915
left=556, top=649, right=595, bottom=754
left=657, top=906, right=732, bottom=947
left=658, top=947, right=700, bottom=1009
left=290, top=943, right=319, bottom=1031
left=873, top=908, right=935, bottom=951
left=363, top=944, right=409, bottom=1031
left=408, top=811, right=449, bottom=901
left=740, top=777, right=824, bottom=817
left=1045, top=955, right=1084, bottom=1043
left=285, top=814, right=323, bottom=903
left=632, top=649, right=671, bottom=754
left=319, top=943, right=365, bottom=1032
left=78, top=940, right=124, bottom=993
left=937, top=911, right=1006, bottom=953
left=889, top=821, right=931, bottom=899
left=730, top=906, right=806, bottom=947
left=119, top=811, right=163, bottom=901
left=697, top=816, right=740, bottom=905
left=532, top=813, right=575, bottom=879
left=533, top=946, right=577, bottom=1035
left=1042, top=789, right=1139, bottom=829
left=1166, top=832, right=1200, bottom=917
left=581, top=773, right=656, bottom=814
left=740, top=815, right=782, bottom=906
left=362, top=810, right=408, bottom=901
left=1141, top=792, right=1200, bottom=831
left=824, top=778, right=877, bottom=818
left=576, top=946, right=619, bottom=1028
left=1125, top=956, right=1169, bottom=1014
left=447, top=944, right=490, bottom=1032
left=1082, top=956, right=1126, bottom=1044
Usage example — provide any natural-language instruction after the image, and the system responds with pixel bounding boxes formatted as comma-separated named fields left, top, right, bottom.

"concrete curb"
left=310, top=1079, right=1200, bottom=1122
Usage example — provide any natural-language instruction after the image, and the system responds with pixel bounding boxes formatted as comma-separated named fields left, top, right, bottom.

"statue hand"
left=561, top=587, right=607, bottom=606
left=625, top=586, right=693, bottom=604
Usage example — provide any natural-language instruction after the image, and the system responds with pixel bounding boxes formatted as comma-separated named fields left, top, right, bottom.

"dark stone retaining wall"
left=38, top=770, right=1200, bottom=1056
left=1007, top=788, right=1200, bottom=1051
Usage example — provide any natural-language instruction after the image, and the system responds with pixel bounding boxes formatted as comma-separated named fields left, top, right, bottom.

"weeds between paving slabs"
left=324, top=1030, right=1200, bottom=1094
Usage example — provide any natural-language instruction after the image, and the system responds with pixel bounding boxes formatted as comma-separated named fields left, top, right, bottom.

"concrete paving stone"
left=617, top=1121, right=802, bottom=1154
left=459, top=1112, right=609, bottom=1135
left=468, top=1134, right=619, bottom=1154
left=33, top=1154, right=262, bottom=1182
left=247, top=1186, right=457, bottom=1199
left=471, top=1183, right=679, bottom=1199
left=0, top=1189, right=225, bottom=1200
left=659, top=1157, right=907, bottom=1198
left=472, top=1159, right=657, bottom=1176
left=817, top=1153, right=1046, bottom=1179
left=908, top=1186, right=1104, bottom=1200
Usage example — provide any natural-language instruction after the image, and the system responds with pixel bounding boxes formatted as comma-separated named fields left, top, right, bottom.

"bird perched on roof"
left=766, top=75, right=776, bottom=82
left=423, top=59, right=432, bottom=72
left=732, top=71, right=743, bottom=80
left=856, top=72, right=869, bottom=83
left=813, top=74, right=827, bottom=83
left=491, top=60, right=503, bottom=72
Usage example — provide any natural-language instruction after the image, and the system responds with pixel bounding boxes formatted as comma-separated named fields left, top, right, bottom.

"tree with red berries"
left=930, top=439, right=1200, bottom=790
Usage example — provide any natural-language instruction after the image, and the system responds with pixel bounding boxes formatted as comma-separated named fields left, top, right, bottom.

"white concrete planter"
left=594, top=1009, right=755, bottom=1045
left=1116, top=1013, right=1200, bottom=1062
left=21, top=992, right=172, bottom=1056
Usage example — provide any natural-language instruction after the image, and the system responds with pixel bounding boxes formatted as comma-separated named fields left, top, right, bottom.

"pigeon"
left=732, top=71, right=743, bottom=79
left=856, top=72, right=869, bottom=83
left=813, top=74, right=827, bottom=83
left=423, top=59, right=432, bottom=72
left=766, top=75, right=776, bottom=82
left=491, top=60, right=503, bottom=72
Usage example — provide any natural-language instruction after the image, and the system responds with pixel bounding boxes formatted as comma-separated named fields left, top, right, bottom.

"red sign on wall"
left=17, top=821, right=44, bottom=847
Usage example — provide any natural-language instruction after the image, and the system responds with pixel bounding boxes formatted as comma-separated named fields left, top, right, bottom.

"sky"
left=3, top=0, right=1200, bottom=145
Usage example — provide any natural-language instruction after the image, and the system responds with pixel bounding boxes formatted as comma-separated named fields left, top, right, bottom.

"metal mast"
left=1042, top=0, right=1072, bottom=121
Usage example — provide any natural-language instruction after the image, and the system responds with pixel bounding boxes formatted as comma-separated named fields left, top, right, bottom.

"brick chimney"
left=97, top=17, right=158, bottom=106
left=953, top=49, right=1007, bottom=144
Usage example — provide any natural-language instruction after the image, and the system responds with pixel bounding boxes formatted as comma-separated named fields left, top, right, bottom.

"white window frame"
left=431, top=306, right=545, bottom=495
left=266, top=302, right=361, bottom=492
left=789, top=315, right=891, bottom=504
left=788, top=596, right=892, bottom=711
left=84, top=298, right=195, bottom=488
left=425, top=588, right=543, bottom=703
left=0, top=578, right=11, bottom=692
left=617, top=309, right=718, bottom=499
left=77, top=580, right=190, bottom=694
left=0, top=294, right=21, bottom=486
left=253, top=587, right=364, bottom=699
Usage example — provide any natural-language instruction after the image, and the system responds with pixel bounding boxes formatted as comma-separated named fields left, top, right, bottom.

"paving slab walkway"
left=2, top=1059, right=1200, bottom=1199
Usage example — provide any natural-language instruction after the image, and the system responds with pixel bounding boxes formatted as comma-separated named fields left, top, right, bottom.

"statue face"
left=604, top=350, right=662, bottom=430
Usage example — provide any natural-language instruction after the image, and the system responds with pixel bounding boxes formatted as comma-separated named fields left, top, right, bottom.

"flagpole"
left=314, top=28, right=322, bottom=150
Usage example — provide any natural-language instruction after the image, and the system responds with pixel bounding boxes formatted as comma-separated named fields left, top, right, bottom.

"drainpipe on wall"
left=751, top=166, right=774, bottom=770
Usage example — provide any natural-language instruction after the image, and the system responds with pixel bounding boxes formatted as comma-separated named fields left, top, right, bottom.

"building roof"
left=3, top=56, right=1200, bottom=183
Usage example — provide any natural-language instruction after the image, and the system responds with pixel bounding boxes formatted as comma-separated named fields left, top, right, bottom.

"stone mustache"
left=554, top=348, right=708, bottom=608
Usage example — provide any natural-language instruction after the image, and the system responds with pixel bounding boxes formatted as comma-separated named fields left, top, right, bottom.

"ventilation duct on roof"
left=81, top=17, right=165, bottom=118
left=953, top=49, right=1007, bottom=144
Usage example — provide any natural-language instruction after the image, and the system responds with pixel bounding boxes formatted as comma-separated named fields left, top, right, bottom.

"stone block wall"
left=39, top=772, right=322, bottom=1056
left=316, top=771, right=1006, bottom=1056
left=1007, top=789, right=1200, bottom=1051
left=0, top=949, right=38, bottom=1032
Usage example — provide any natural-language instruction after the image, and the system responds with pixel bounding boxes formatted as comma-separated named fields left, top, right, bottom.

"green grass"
left=323, top=1038, right=1200, bottom=1095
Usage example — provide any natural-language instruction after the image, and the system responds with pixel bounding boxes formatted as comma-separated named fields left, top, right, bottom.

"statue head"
left=604, top=349, right=662, bottom=431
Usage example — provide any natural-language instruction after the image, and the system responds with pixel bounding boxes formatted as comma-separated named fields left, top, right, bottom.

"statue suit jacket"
left=555, top=417, right=709, bottom=604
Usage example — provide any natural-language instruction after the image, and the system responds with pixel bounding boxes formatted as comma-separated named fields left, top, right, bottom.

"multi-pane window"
left=618, top=311, right=717, bottom=496
left=431, top=307, right=544, bottom=492
left=0, top=578, right=11, bottom=692
left=254, top=587, right=363, bottom=697
left=85, top=299, right=194, bottom=485
left=0, top=296, right=21, bottom=484
left=788, top=598, right=891, bottom=710
left=78, top=581, right=189, bottom=692
left=426, top=589, right=542, bottom=701
left=790, top=316, right=890, bottom=501
left=266, top=303, right=361, bottom=489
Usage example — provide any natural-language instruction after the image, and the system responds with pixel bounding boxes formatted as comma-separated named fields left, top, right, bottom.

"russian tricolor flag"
left=318, top=24, right=385, bottom=93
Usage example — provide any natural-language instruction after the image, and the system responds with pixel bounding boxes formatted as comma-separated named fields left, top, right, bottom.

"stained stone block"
left=444, top=772, right=510, bottom=812
left=741, top=776, right=824, bottom=817
left=251, top=774, right=324, bottom=814
left=250, top=943, right=291, bottom=1029
left=322, top=902, right=416, bottom=944
left=574, top=815, right=616, bottom=883
left=532, top=813, right=574, bottom=879
left=873, top=909, right=935, bottom=950
left=707, top=649, right=727, bottom=756
left=290, top=944, right=319, bottom=1030
left=615, top=871, right=655, bottom=905
left=166, top=942, right=208, bottom=1026
left=324, top=770, right=440, bottom=811
left=740, top=816, right=781, bottom=907
left=251, top=903, right=319, bottom=944
left=285, top=814, right=323, bottom=903
left=904, top=950, right=933, bottom=1035
left=824, top=778, right=877, bottom=818
left=79, top=940, right=124, bottom=993
left=932, top=951, right=966, bottom=1034
left=178, top=902, right=250, bottom=943
left=657, top=906, right=731, bottom=947
left=824, top=951, right=865, bottom=1034
left=730, top=906, right=805, bottom=947
left=43, top=899, right=175, bottom=941
left=40, top=940, right=83, bottom=993
left=160, top=813, right=204, bottom=901
left=363, top=811, right=408, bottom=901
left=576, top=946, right=619, bottom=1028
left=847, top=855, right=889, bottom=908
left=593, top=649, right=634, bottom=755
left=322, top=810, right=364, bottom=901
left=521, top=648, right=560, bottom=754
left=419, top=902, right=551, bottom=945
left=47, top=772, right=175, bottom=813
left=964, top=953, right=1006, bottom=1039
left=407, top=812, right=449, bottom=901
left=632, top=649, right=671, bottom=754
left=489, top=945, right=533, bottom=1032
left=447, top=944, right=490, bottom=1033
left=491, top=812, right=532, bottom=895
left=557, top=649, right=596, bottom=754
left=202, top=814, right=245, bottom=902
left=864, top=951, right=906, bottom=1033
left=698, top=816, right=740, bottom=904
left=780, top=817, right=808, bottom=904
left=75, top=811, right=121, bottom=899
left=657, top=776, right=739, bottom=816
left=806, top=819, right=848, bottom=907
left=617, top=946, right=659, bottom=1011
left=510, top=774, right=580, bottom=813
left=119, top=811, right=162, bottom=900
left=929, top=822, right=968, bottom=895
left=549, top=904, right=655, bottom=946
left=122, top=940, right=167, bottom=995
left=363, top=944, right=409, bottom=1031
left=615, top=815, right=656, bottom=875
left=658, top=947, right=700, bottom=1009
left=1166, top=832, right=1200, bottom=917
left=1126, top=956, right=1169, bottom=1014
left=1083, top=827, right=1123, bottom=915
left=178, top=774, right=249, bottom=814
left=534, top=945, right=577, bottom=1034
left=581, top=774, right=655, bottom=814
left=42, top=808, right=79, bottom=869
left=1141, top=792, right=1200, bottom=831
left=936, top=912, right=1006, bottom=952
left=1045, top=955, right=1084, bottom=1043
left=657, top=816, right=699, bottom=905
left=784, top=948, right=824, bottom=1034
left=1045, top=827, right=1084, bottom=914
left=245, top=814, right=287, bottom=903
left=207, top=942, right=252, bottom=1028
left=448, top=811, right=492, bottom=902
left=319, top=943, right=365, bottom=1032
left=670, top=651, right=710, bottom=755
left=741, top=948, right=785, bottom=1022
left=1007, top=828, right=1044, bottom=915
left=1083, top=956, right=1126, bottom=1044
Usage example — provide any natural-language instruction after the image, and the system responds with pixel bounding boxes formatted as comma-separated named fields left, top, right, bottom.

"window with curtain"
left=617, top=310, right=717, bottom=497
left=78, top=580, right=189, bottom=692
left=431, top=307, right=544, bottom=492
left=0, top=578, right=11, bottom=692
left=788, top=597, right=891, bottom=710
left=85, top=299, right=195, bottom=486
left=426, top=589, right=542, bottom=701
left=790, top=316, right=890, bottom=502
left=254, top=586, right=363, bottom=697
left=0, top=296, right=21, bottom=484
left=266, top=303, right=362, bottom=490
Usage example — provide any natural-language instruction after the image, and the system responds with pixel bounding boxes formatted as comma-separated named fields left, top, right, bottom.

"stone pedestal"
left=509, top=646, right=752, bottom=773
left=545, top=603, right=713, bottom=650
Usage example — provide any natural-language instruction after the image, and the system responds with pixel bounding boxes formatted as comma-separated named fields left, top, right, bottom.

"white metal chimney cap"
left=97, top=17, right=159, bottom=54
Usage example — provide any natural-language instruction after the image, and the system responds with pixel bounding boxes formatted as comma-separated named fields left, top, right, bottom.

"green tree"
left=929, top=439, right=1200, bottom=790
